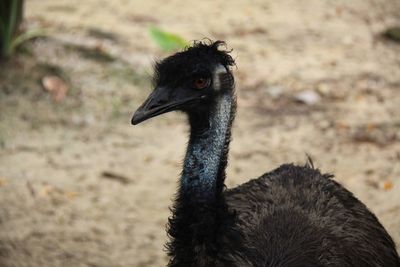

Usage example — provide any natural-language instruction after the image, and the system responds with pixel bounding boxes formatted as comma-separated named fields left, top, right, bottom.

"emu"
left=132, top=41, right=400, bottom=267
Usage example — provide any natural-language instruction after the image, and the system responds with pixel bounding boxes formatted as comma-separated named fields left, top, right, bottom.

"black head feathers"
left=154, top=40, right=235, bottom=86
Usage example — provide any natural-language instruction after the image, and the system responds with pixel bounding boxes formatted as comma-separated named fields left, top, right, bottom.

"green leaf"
left=149, top=26, right=188, bottom=51
left=10, top=29, right=47, bottom=53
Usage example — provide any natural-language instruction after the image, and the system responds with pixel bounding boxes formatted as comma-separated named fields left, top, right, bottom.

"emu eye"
left=193, top=78, right=209, bottom=89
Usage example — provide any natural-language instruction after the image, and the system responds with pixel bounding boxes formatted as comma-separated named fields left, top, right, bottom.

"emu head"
left=131, top=40, right=235, bottom=125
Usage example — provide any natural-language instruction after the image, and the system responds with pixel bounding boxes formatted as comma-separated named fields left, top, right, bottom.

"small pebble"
left=294, top=90, right=321, bottom=105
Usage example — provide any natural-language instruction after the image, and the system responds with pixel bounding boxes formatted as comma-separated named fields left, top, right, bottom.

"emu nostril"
left=148, top=103, right=158, bottom=110
left=149, top=99, right=167, bottom=110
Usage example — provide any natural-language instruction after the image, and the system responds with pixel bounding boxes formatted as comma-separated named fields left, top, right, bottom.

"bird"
left=131, top=40, right=400, bottom=267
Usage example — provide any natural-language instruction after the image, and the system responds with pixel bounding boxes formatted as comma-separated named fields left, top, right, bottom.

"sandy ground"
left=0, top=0, right=399, bottom=266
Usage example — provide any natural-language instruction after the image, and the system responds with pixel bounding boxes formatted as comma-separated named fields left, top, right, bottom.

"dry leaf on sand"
left=42, top=76, right=68, bottom=102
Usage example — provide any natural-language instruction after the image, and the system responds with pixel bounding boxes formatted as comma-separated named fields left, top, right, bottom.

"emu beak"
left=131, top=86, right=200, bottom=125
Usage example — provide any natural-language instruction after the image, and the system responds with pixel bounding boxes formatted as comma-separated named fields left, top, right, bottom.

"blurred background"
left=0, top=0, right=399, bottom=266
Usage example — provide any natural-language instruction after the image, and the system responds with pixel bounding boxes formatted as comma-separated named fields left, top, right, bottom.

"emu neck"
left=167, top=77, right=236, bottom=265
left=181, top=91, right=235, bottom=203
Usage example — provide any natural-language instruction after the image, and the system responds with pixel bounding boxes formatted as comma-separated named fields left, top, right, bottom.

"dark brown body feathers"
left=168, top=164, right=400, bottom=266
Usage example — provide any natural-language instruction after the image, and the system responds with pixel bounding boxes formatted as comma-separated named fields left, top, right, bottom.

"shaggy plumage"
left=132, top=41, right=400, bottom=267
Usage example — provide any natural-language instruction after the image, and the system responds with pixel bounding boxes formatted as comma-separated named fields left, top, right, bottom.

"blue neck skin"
left=180, top=89, right=235, bottom=202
